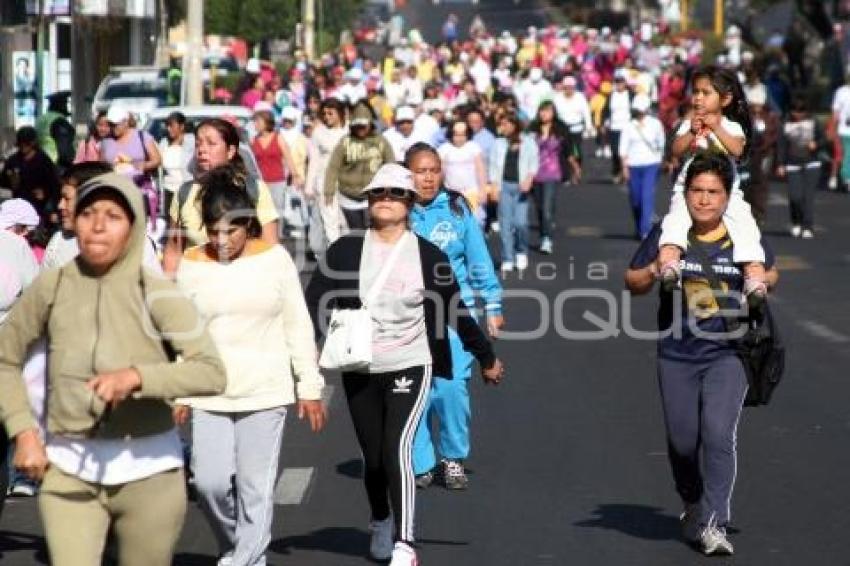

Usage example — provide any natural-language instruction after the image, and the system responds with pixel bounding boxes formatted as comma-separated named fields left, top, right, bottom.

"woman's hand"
left=14, top=429, right=48, bottom=481
left=482, top=359, right=505, bottom=385
left=486, top=314, right=505, bottom=338
left=298, top=400, right=327, bottom=433
left=87, top=368, right=142, bottom=409
left=519, top=179, right=534, bottom=193
left=173, top=405, right=191, bottom=426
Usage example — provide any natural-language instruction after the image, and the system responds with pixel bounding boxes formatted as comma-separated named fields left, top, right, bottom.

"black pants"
left=0, top=425, right=9, bottom=518
left=608, top=130, right=623, bottom=177
left=742, top=175, right=768, bottom=226
left=787, top=167, right=818, bottom=230
left=343, top=366, right=432, bottom=544
left=342, top=208, right=369, bottom=232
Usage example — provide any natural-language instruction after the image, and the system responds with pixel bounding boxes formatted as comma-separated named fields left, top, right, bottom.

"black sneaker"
left=439, top=458, right=468, bottom=490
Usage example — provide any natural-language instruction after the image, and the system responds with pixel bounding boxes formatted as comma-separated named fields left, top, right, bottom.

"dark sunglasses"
left=366, top=187, right=413, bottom=200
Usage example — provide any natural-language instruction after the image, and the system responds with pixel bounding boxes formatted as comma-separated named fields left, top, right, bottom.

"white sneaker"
left=828, top=176, right=838, bottom=190
left=490, top=221, right=500, bottom=233
left=389, top=542, right=418, bottom=566
left=515, top=253, right=529, bottom=271
left=500, top=261, right=514, bottom=274
left=216, top=552, right=233, bottom=566
left=369, top=516, right=394, bottom=561
left=9, top=483, right=36, bottom=497
left=790, top=225, right=802, bottom=238
left=801, top=229, right=814, bottom=239
left=699, top=524, right=734, bottom=555
left=540, top=238, right=553, bottom=254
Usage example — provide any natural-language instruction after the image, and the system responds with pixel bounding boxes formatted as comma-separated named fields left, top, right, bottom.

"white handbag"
left=319, top=232, right=410, bottom=372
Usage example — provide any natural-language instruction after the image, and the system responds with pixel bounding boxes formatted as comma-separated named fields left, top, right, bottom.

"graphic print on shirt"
left=392, top=375, right=413, bottom=394
left=428, top=220, right=459, bottom=250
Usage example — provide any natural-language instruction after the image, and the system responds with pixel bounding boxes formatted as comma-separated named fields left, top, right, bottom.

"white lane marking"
left=799, top=320, right=850, bottom=344
left=274, top=467, right=315, bottom=505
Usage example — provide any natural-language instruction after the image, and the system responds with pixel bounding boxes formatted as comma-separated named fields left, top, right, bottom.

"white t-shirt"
left=608, top=90, right=633, bottom=131
left=0, top=230, right=38, bottom=324
left=438, top=141, right=482, bottom=193
left=675, top=116, right=746, bottom=153
left=833, top=85, right=850, bottom=137
left=619, top=116, right=666, bottom=167
left=384, top=128, right=421, bottom=163
left=360, top=232, right=431, bottom=374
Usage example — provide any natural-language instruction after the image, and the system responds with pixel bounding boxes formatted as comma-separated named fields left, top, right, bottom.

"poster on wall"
left=13, top=52, right=37, bottom=129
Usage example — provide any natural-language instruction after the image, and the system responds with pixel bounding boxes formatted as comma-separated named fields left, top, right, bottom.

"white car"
left=91, top=68, right=169, bottom=125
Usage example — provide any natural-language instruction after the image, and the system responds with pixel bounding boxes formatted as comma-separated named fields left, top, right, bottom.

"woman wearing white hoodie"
left=305, top=98, right=348, bottom=252
left=176, top=169, right=326, bottom=566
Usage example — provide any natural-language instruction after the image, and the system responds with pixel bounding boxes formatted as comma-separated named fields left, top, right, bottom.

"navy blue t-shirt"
left=629, top=224, right=775, bottom=362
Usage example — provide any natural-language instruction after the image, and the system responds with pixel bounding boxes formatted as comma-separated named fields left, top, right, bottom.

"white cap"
left=0, top=198, right=39, bottom=229
left=252, top=101, right=274, bottom=113
left=748, top=85, right=767, bottom=106
left=422, top=98, right=447, bottom=113
left=742, top=50, right=755, bottom=62
left=529, top=67, right=543, bottom=82
left=281, top=106, right=300, bottom=122
left=395, top=106, right=415, bottom=122
left=106, top=106, right=130, bottom=124
left=632, top=94, right=651, bottom=113
left=361, top=163, right=417, bottom=195
left=246, top=58, right=261, bottom=74
left=562, top=75, right=577, bottom=87
left=346, top=67, right=363, bottom=81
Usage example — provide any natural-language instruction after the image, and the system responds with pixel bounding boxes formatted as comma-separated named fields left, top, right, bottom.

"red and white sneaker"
left=389, top=541, right=418, bottom=566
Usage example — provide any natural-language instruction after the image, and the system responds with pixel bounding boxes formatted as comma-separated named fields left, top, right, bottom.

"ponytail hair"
left=690, top=65, right=752, bottom=159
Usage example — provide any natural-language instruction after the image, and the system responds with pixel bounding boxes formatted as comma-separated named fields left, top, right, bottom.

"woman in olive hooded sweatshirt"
left=0, top=173, right=226, bottom=566
left=323, top=100, right=396, bottom=230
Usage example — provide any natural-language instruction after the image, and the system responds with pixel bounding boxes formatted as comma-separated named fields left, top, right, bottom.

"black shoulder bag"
left=687, top=233, right=786, bottom=407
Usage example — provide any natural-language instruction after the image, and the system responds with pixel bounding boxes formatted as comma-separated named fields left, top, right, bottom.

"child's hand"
left=701, top=113, right=721, bottom=130
left=690, top=117, right=704, bottom=135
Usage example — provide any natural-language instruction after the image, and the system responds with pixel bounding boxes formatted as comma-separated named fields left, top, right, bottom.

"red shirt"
left=251, top=134, right=287, bottom=183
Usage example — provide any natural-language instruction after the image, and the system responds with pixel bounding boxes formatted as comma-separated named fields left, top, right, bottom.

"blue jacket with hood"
left=410, top=189, right=502, bottom=317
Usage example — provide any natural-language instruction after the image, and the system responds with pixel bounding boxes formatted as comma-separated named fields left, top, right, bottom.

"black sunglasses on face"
left=367, top=187, right=412, bottom=200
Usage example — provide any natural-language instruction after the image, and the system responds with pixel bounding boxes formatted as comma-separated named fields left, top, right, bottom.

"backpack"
left=687, top=233, right=786, bottom=407
left=176, top=176, right=260, bottom=227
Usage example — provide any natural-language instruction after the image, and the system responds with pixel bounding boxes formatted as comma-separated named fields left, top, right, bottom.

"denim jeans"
left=532, top=180, right=560, bottom=239
left=498, top=181, right=529, bottom=263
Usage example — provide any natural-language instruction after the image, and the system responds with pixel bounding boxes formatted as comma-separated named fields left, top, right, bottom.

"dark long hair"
left=195, top=118, right=248, bottom=180
left=404, top=142, right=471, bottom=218
left=198, top=165, right=262, bottom=237
left=528, top=100, right=569, bottom=140
left=690, top=65, right=753, bottom=158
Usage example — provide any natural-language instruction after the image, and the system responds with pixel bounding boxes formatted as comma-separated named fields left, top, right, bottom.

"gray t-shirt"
left=0, top=230, right=39, bottom=324
left=360, top=232, right=431, bottom=373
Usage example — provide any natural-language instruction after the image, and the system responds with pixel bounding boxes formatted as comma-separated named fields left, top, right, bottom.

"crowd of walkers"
left=2, top=11, right=842, bottom=564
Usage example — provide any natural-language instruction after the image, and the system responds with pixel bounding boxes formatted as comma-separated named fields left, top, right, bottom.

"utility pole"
left=714, top=0, right=724, bottom=37
left=186, top=0, right=204, bottom=105
left=681, top=0, right=689, bottom=31
left=303, top=0, right=316, bottom=63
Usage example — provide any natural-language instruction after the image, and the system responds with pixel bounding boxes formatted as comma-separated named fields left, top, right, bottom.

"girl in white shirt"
left=176, top=170, right=326, bottom=566
left=437, top=121, right=488, bottom=224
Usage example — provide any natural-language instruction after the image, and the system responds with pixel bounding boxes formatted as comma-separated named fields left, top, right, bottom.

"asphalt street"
left=1, top=144, right=849, bottom=565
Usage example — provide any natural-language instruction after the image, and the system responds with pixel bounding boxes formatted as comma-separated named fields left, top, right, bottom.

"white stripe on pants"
left=191, top=407, right=287, bottom=566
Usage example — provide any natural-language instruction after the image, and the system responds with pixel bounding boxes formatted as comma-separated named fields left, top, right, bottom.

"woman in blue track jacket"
left=405, top=142, right=504, bottom=489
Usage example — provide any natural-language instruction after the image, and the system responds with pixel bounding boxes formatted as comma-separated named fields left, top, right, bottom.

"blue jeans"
left=498, top=181, right=529, bottom=263
left=532, top=180, right=560, bottom=239
left=627, top=164, right=660, bottom=239
left=658, top=355, right=748, bottom=527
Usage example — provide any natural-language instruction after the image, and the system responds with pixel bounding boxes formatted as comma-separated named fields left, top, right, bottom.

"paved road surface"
left=2, top=143, right=849, bottom=564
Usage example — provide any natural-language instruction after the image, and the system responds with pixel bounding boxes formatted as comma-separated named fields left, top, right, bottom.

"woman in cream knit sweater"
left=176, top=168, right=327, bottom=566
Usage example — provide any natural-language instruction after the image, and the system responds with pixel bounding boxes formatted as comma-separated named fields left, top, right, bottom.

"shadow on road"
left=270, top=526, right=369, bottom=558
left=173, top=553, right=216, bottom=565
left=574, top=504, right=681, bottom=541
left=0, top=530, right=48, bottom=564
left=336, top=458, right=363, bottom=479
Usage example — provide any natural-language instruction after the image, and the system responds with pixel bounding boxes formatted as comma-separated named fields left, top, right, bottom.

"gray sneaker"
left=439, top=458, right=469, bottom=490
left=415, top=471, right=434, bottom=489
left=699, top=524, right=734, bottom=556
left=540, top=238, right=553, bottom=254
